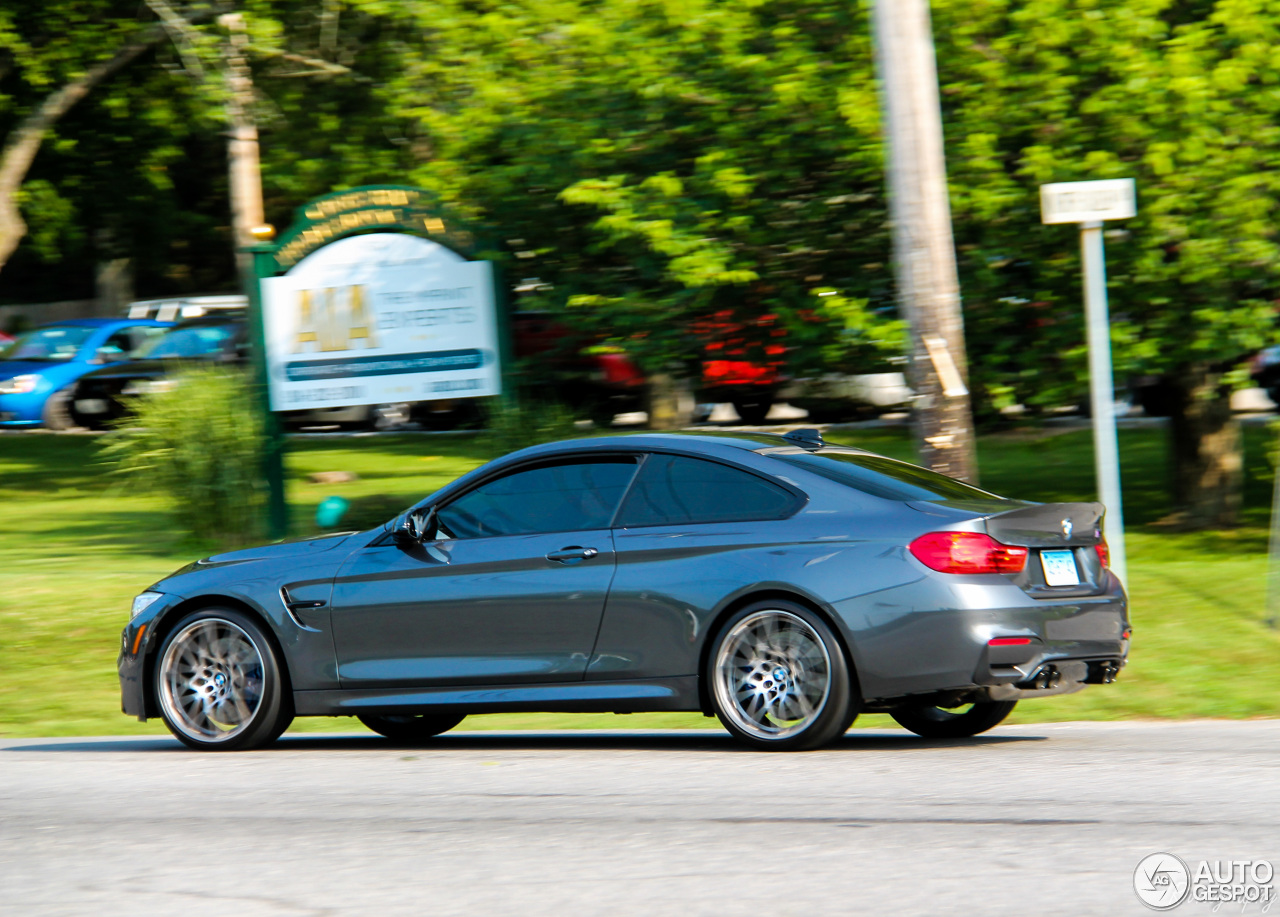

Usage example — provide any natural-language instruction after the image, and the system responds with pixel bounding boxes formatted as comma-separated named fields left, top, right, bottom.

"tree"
left=0, top=1, right=226, bottom=276
left=0, top=0, right=412, bottom=301
left=932, top=0, right=1280, bottom=526
left=354, top=0, right=904, bottom=411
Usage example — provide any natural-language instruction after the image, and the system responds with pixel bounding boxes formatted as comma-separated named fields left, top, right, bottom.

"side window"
left=98, top=330, right=133, bottom=358
left=437, top=458, right=638, bottom=538
left=127, top=326, right=168, bottom=355
left=617, top=454, right=798, bottom=527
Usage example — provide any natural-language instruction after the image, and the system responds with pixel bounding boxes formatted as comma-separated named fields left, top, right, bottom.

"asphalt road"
left=3, top=721, right=1278, bottom=916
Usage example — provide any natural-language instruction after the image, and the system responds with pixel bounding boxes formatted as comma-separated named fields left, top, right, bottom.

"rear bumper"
left=842, top=569, right=1129, bottom=702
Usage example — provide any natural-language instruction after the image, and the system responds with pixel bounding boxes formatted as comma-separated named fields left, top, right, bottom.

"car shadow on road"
left=2, top=730, right=1048, bottom=754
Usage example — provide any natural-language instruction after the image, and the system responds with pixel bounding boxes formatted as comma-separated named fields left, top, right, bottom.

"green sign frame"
left=241, top=184, right=508, bottom=539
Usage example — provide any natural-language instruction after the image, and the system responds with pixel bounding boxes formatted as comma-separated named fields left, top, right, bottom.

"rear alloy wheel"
left=710, top=601, right=856, bottom=751
left=155, top=609, right=293, bottom=751
left=358, top=713, right=466, bottom=742
left=890, top=700, right=1017, bottom=739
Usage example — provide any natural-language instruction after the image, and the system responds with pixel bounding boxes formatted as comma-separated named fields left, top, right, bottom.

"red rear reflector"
left=989, top=636, right=1032, bottom=646
left=908, top=532, right=1028, bottom=575
left=1095, top=540, right=1110, bottom=568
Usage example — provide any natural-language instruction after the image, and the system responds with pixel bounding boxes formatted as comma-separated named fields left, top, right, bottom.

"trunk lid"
left=980, top=501, right=1105, bottom=548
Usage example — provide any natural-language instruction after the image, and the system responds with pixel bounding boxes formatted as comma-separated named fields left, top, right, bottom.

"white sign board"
left=1040, top=179, right=1136, bottom=225
left=262, top=233, right=500, bottom=411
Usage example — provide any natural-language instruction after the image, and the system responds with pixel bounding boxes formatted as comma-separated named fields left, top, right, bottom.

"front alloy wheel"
left=156, top=609, right=292, bottom=751
left=710, top=602, right=856, bottom=751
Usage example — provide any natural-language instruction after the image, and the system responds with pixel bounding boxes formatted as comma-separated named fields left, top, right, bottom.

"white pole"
left=1266, top=424, right=1280, bottom=628
left=1080, top=221, right=1128, bottom=587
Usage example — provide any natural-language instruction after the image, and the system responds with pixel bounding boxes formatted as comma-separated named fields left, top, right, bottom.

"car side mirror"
left=94, top=347, right=125, bottom=364
left=393, top=506, right=437, bottom=547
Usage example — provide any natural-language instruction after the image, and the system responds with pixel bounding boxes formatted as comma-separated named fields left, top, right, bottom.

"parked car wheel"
left=155, top=608, right=293, bottom=751
left=889, top=700, right=1017, bottom=739
left=732, top=395, right=773, bottom=426
left=40, top=387, right=75, bottom=431
left=710, top=601, right=856, bottom=751
left=357, top=713, right=467, bottom=742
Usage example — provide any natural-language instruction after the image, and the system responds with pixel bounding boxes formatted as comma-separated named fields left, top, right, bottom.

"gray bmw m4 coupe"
left=119, top=428, right=1130, bottom=751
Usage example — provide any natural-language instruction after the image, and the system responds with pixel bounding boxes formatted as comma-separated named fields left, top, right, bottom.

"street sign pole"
left=244, top=238, right=288, bottom=540
left=1041, top=178, right=1136, bottom=588
left=1080, top=220, right=1127, bottom=587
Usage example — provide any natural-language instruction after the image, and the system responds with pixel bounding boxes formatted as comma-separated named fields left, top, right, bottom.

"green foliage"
left=98, top=366, right=265, bottom=545
left=357, top=0, right=899, bottom=380
left=933, top=0, right=1280, bottom=414
left=482, top=396, right=581, bottom=458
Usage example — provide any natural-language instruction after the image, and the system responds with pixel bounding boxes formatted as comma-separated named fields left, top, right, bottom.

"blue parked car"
left=0, top=318, right=171, bottom=429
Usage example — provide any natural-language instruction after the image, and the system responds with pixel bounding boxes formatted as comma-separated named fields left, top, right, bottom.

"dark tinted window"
left=617, top=454, right=797, bottom=527
left=139, top=323, right=236, bottom=359
left=438, top=458, right=637, bottom=538
left=773, top=451, right=1000, bottom=502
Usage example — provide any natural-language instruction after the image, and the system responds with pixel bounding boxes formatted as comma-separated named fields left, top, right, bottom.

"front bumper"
left=0, top=393, right=44, bottom=425
left=118, top=592, right=181, bottom=720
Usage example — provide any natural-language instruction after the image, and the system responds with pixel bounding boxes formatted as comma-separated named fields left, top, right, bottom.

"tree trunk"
left=1167, top=364, right=1242, bottom=528
left=646, top=373, right=694, bottom=430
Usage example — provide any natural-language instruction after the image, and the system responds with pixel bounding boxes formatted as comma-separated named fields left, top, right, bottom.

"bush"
left=482, top=396, right=581, bottom=457
left=99, top=366, right=266, bottom=545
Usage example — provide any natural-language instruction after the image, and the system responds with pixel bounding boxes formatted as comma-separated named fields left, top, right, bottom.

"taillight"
left=1095, top=540, right=1110, bottom=568
left=908, top=532, right=1028, bottom=575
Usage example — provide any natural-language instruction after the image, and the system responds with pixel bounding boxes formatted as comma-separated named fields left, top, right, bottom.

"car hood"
left=0, top=360, right=57, bottom=379
left=195, top=531, right=360, bottom=567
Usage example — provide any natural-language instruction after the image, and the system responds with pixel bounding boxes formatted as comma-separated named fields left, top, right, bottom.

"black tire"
left=154, top=608, right=293, bottom=751
left=732, top=396, right=773, bottom=426
left=584, top=398, right=618, bottom=429
left=708, top=600, right=857, bottom=751
left=889, top=699, right=1017, bottom=739
left=358, top=712, right=467, bottom=742
left=40, top=388, right=75, bottom=431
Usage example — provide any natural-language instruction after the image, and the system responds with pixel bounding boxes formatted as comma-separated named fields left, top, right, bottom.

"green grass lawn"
left=1, top=422, right=1277, bottom=739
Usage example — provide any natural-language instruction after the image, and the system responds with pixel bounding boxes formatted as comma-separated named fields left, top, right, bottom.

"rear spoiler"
left=982, top=502, right=1105, bottom=548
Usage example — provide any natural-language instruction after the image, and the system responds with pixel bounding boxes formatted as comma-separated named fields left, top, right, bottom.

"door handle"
left=546, top=546, right=599, bottom=564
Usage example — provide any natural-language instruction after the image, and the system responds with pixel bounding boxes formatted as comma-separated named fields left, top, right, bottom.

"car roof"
left=510, top=430, right=866, bottom=458
left=168, top=314, right=244, bottom=328
left=39, top=317, right=171, bottom=329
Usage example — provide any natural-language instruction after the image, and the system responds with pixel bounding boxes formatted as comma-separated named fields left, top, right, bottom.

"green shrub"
left=482, top=396, right=581, bottom=457
left=99, top=366, right=266, bottom=545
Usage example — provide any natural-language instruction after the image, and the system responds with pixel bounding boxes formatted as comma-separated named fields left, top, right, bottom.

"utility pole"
left=220, top=13, right=266, bottom=275
left=871, top=0, right=978, bottom=482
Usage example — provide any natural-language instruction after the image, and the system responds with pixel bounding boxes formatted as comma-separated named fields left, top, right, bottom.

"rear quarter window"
left=617, top=454, right=799, bottom=527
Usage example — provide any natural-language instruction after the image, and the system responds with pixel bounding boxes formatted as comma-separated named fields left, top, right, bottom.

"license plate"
left=75, top=398, right=107, bottom=413
left=1041, top=550, right=1080, bottom=586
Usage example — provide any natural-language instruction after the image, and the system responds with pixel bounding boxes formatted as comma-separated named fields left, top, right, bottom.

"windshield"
left=1, top=325, right=97, bottom=362
left=773, top=450, right=1003, bottom=503
left=138, top=324, right=235, bottom=360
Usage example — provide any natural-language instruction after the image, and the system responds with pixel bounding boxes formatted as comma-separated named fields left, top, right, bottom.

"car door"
left=588, top=452, right=804, bottom=682
left=330, top=455, right=639, bottom=688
